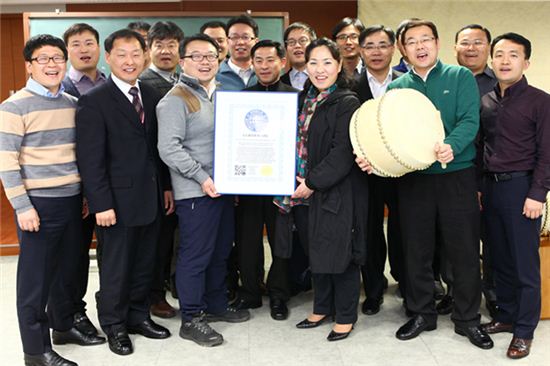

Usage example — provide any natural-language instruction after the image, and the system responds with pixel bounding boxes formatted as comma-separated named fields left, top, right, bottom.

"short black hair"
left=179, top=33, right=219, bottom=59
left=491, top=32, right=532, bottom=59
left=455, top=24, right=491, bottom=44
left=226, top=14, right=259, bottom=37
left=305, top=37, right=350, bottom=90
left=147, top=21, right=184, bottom=48
left=400, top=19, right=439, bottom=45
left=127, top=21, right=151, bottom=32
left=104, top=29, right=146, bottom=53
left=395, top=18, right=420, bottom=40
left=23, top=34, right=67, bottom=62
left=283, top=22, right=317, bottom=43
left=331, top=17, right=365, bottom=40
left=63, top=23, right=100, bottom=45
left=251, top=40, right=285, bottom=59
left=200, top=21, right=227, bottom=34
left=359, top=25, right=396, bottom=46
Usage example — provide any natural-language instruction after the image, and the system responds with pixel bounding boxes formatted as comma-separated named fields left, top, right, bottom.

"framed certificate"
left=213, top=90, right=298, bottom=195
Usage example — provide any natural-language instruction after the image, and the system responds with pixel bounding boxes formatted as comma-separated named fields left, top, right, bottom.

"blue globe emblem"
left=244, top=109, right=269, bottom=132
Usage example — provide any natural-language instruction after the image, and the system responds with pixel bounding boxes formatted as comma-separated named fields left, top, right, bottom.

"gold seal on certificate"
left=213, top=91, right=298, bottom=195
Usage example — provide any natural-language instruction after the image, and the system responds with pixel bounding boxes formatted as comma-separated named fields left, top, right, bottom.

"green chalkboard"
left=25, top=12, right=288, bottom=76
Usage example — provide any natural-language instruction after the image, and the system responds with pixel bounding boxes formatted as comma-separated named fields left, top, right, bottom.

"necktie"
left=128, top=86, right=144, bottom=124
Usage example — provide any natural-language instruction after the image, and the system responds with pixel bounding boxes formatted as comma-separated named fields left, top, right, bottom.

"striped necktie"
left=128, top=86, right=144, bottom=124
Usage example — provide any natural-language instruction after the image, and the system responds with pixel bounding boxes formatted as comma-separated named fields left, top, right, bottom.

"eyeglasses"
left=335, top=33, right=359, bottom=42
left=457, top=40, right=487, bottom=48
left=361, top=43, right=393, bottom=52
left=30, top=55, right=66, bottom=64
left=404, top=37, right=435, bottom=48
left=228, top=34, right=255, bottom=42
left=182, top=53, right=218, bottom=62
left=285, top=37, right=310, bottom=47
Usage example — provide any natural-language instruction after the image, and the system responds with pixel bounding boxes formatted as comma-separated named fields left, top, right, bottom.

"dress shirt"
left=111, top=73, right=142, bottom=105
left=475, top=66, right=497, bottom=98
left=365, top=69, right=393, bottom=98
left=26, top=77, right=65, bottom=98
left=289, top=67, right=308, bottom=91
left=480, top=76, right=550, bottom=201
left=228, top=59, right=254, bottom=86
left=68, top=67, right=106, bottom=95
left=412, top=61, right=438, bottom=82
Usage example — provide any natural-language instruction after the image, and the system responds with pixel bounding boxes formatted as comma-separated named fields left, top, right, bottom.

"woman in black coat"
left=286, top=38, right=368, bottom=341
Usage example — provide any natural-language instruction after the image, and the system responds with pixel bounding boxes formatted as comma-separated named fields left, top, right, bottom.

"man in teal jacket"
left=386, top=20, right=492, bottom=349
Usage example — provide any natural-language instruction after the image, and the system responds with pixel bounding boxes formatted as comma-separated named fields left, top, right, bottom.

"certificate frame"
left=213, top=90, right=298, bottom=195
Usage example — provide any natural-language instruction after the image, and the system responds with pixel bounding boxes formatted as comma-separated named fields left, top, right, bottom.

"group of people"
left=0, top=12, right=547, bottom=366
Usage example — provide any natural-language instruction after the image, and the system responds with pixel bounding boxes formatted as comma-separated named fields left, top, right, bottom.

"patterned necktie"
left=128, top=86, right=144, bottom=124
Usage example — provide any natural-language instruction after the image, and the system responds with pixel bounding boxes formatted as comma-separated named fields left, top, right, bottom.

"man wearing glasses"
left=281, top=22, right=317, bottom=90
left=359, top=19, right=494, bottom=349
left=331, top=17, right=365, bottom=80
left=353, top=25, right=405, bottom=317
left=0, top=34, right=99, bottom=366
left=216, top=14, right=258, bottom=90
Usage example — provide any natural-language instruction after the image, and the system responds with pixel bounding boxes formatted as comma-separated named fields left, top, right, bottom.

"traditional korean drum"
left=350, top=88, right=445, bottom=178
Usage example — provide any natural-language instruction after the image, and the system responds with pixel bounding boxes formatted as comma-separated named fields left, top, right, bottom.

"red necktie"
left=129, top=86, right=144, bottom=124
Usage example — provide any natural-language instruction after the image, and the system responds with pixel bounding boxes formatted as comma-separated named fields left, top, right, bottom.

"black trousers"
left=16, top=195, right=82, bottom=355
left=312, top=264, right=360, bottom=324
left=398, top=168, right=481, bottom=327
left=150, top=212, right=178, bottom=303
left=361, top=175, right=405, bottom=300
left=482, top=175, right=541, bottom=339
left=71, top=214, right=95, bottom=315
left=238, top=196, right=290, bottom=302
left=95, top=215, right=160, bottom=332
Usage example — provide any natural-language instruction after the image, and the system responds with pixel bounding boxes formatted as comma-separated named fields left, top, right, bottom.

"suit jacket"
left=76, top=77, right=168, bottom=227
left=62, top=76, right=81, bottom=98
left=353, top=69, right=402, bottom=103
left=139, top=68, right=175, bottom=98
left=280, top=69, right=291, bottom=87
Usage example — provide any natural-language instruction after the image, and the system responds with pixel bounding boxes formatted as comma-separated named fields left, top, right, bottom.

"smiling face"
left=491, top=39, right=530, bottom=91
left=306, top=45, right=341, bottom=91
left=150, top=37, right=180, bottom=72
left=105, top=37, right=145, bottom=85
left=66, top=30, right=100, bottom=74
left=180, top=40, right=219, bottom=87
left=252, top=46, right=286, bottom=86
left=25, top=45, right=66, bottom=94
left=203, top=26, right=228, bottom=61
left=285, top=28, right=312, bottom=69
left=403, top=25, right=440, bottom=77
left=335, top=25, right=361, bottom=59
left=455, top=28, right=490, bottom=75
left=227, top=23, right=257, bottom=64
left=360, top=30, right=395, bottom=74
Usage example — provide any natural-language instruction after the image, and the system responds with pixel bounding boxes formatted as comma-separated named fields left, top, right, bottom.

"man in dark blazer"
left=280, top=22, right=316, bottom=91
left=75, top=29, right=171, bottom=356
left=353, top=25, right=404, bottom=316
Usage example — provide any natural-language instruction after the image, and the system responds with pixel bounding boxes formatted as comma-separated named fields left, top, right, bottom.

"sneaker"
left=179, top=314, right=223, bottom=347
left=207, top=305, right=251, bottom=323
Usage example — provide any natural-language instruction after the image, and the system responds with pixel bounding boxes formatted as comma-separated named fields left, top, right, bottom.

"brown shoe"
left=507, top=337, right=532, bottom=359
left=150, top=299, right=177, bottom=318
left=481, top=320, right=513, bottom=334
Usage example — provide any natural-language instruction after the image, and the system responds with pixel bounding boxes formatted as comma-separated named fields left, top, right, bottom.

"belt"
left=486, top=171, right=532, bottom=182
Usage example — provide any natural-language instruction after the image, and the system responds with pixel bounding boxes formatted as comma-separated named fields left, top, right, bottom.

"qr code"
left=234, top=165, right=246, bottom=176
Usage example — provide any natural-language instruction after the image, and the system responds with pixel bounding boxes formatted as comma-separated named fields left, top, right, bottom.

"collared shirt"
left=111, top=73, right=142, bottom=104
left=289, top=67, right=308, bottom=91
left=366, top=69, right=393, bottom=98
left=26, top=77, right=65, bottom=98
left=412, top=61, right=438, bottom=82
left=475, top=66, right=497, bottom=98
left=68, top=67, right=106, bottom=95
left=150, top=64, right=177, bottom=84
left=479, top=76, right=550, bottom=201
left=183, top=73, right=217, bottom=99
left=228, top=59, right=254, bottom=86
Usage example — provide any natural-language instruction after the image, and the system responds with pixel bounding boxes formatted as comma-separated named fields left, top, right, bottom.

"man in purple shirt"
left=479, top=32, right=550, bottom=360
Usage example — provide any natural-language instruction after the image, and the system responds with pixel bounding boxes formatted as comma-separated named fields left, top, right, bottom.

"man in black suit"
left=353, top=25, right=404, bottom=316
left=75, top=29, right=171, bottom=356
left=232, top=40, right=298, bottom=320
left=280, top=22, right=316, bottom=91
left=139, top=20, right=183, bottom=319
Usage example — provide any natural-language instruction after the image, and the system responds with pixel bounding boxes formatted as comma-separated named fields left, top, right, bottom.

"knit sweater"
left=0, top=88, right=80, bottom=213
left=387, top=60, right=480, bottom=174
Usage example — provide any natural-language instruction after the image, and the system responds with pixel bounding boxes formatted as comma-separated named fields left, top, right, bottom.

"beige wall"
left=358, top=0, right=550, bottom=91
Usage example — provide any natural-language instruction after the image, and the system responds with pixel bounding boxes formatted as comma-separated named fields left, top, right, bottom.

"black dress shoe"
left=107, top=328, right=133, bottom=356
left=296, top=315, right=332, bottom=329
left=436, top=295, right=454, bottom=315
left=231, top=297, right=262, bottom=311
left=73, top=312, right=98, bottom=336
left=127, top=318, right=171, bottom=339
left=455, top=325, right=494, bottom=349
left=270, top=298, right=289, bottom=321
left=52, top=327, right=106, bottom=346
left=361, top=298, right=383, bottom=315
left=24, top=350, right=77, bottom=366
left=396, top=315, right=436, bottom=340
left=485, top=300, right=499, bottom=319
left=327, top=326, right=353, bottom=342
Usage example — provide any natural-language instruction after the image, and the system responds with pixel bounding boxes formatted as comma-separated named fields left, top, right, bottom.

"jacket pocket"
left=321, top=188, right=341, bottom=214
left=110, top=176, right=132, bottom=188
